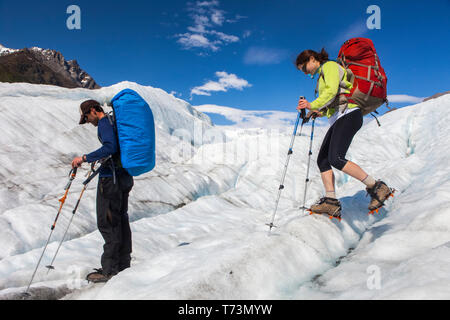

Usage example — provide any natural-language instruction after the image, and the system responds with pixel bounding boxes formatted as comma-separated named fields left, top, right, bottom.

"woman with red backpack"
left=295, top=47, right=394, bottom=220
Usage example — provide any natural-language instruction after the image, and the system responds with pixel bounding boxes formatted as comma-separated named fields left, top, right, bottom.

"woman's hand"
left=306, top=110, right=323, bottom=119
left=297, top=98, right=312, bottom=111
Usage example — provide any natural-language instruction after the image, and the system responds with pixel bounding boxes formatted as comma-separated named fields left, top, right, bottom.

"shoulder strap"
left=314, top=63, right=326, bottom=97
left=106, top=111, right=114, bottom=127
left=106, top=110, right=123, bottom=169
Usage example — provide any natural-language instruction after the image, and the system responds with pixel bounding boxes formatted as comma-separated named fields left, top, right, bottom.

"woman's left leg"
left=328, top=109, right=394, bottom=212
left=341, top=160, right=368, bottom=182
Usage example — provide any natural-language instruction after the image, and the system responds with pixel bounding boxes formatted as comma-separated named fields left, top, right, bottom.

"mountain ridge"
left=0, top=44, right=100, bottom=89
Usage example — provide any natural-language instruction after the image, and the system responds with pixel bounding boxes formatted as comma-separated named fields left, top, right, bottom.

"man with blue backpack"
left=72, top=99, right=134, bottom=283
left=72, top=89, right=155, bottom=283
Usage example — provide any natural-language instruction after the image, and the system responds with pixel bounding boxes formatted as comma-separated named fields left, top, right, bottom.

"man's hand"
left=71, top=156, right=85, bottom=168
left=297, top=98, right=312, bottom=111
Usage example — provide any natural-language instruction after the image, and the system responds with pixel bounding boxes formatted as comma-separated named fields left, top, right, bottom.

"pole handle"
left=82, top=163, right=103, bottom=185
left=298, top=96, right=306, bottom=120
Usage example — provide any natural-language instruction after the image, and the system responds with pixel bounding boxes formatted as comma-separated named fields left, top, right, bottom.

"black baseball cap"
left=79, top=99, right=100, bottom=124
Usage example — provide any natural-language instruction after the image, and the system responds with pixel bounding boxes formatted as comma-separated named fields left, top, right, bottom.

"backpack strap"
left=105, top=111, right=123, bottom=175
left=106, top=112, right=114, bottom=127
left=314, top=68, right=324, bottom=97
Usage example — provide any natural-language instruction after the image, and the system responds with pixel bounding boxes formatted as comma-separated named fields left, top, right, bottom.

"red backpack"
left=337, top=38, right=389, bottom=118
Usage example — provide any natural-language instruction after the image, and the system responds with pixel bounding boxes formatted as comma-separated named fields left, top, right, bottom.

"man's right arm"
left=84, top=120, right=118, bottom=163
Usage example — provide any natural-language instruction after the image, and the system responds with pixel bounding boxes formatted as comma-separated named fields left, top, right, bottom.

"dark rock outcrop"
left=0, top=45, right=100, bottom=89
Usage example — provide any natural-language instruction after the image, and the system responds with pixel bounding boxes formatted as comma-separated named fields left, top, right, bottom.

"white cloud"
left=243, top=47, right=288, bottom=65
left=211, top=9, right=225, bottom=25
left=175, top=1, right=240, bottom=53
left=387, top=94, right=425, bottom=104
left=196, top=0, right=219, bottom=8
left=188, top=15, right=210, bottom=33
left=190, top=72, right=252, bottom=98
left=210, top=30, right=239, bottom=43
left=193, top=104, right=298, bottom=129
left=177, top=33, right=219, bottom=51
left=226, top=14, right=248, bottom=23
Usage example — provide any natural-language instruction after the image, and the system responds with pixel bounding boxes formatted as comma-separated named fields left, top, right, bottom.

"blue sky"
left=1, top=0, right=449, bottom=126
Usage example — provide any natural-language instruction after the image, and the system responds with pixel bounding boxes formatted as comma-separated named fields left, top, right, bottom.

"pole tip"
left=265, top=222, right=277, bottom=230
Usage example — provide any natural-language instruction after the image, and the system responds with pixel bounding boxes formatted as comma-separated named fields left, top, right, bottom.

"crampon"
left=306, top=209, right=342, bottom=222
left=305, top=197, right=342, bottom=222
left=368, top=188, right=396, bottom=215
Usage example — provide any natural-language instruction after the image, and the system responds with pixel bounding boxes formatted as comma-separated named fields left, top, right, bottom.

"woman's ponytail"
left=295, top=48, right=329, bottom=67
left=317, top=48, right=329, bottom=63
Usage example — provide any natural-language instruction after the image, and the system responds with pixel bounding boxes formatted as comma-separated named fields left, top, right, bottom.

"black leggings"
left=317, top=108, right=363, bottom=173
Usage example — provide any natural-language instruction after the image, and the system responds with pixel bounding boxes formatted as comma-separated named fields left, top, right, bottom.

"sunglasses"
left=300, top=63, right=307, bottom=73
left=82, top=108, right=95, bottom=122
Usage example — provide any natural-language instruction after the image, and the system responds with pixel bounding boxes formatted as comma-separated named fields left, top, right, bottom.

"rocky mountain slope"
left=0, top=44, right=100, bottom=89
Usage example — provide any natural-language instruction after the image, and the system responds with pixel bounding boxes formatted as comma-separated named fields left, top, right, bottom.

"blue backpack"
left=110, top=89, right=155, bottom=176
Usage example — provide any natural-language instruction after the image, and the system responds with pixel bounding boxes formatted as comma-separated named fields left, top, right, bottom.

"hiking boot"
left=308, top=197, right=342, bottom=221
left=366, top=180, right=395, bottom=214
left=86, top=268, right=113, bottom=283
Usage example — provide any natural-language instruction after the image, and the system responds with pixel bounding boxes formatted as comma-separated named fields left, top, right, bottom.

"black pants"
left=317, top=108, right=363, bottom=173
left=96, top=170, right=134, bottom=275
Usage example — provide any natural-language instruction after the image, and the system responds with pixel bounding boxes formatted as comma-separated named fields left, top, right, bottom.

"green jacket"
left=310, top=61, right=359, bottom=118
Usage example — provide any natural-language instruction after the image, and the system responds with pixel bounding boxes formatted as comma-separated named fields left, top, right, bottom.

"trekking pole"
left=267, top=97, right=307, bottom=232
left=23, top=167, right=77, bottom=296
left=299, top=114, right=317, bottom=215
left=46, top=162, right=98, bottom=273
